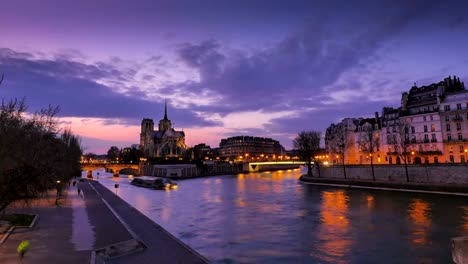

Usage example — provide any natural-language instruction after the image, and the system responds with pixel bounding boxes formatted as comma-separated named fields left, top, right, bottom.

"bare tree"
left=391, top=121, right=412, bottom=182
left=357, top=124, right=380, bottom=181
left=0, top=98, right=82, bottom=213
left=327, top=124, right=349, bottom=179
left=293, top=130, right=321, bottom=176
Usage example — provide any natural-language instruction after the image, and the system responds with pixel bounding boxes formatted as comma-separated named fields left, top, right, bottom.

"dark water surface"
left=89, top=169, right=468, bottom=263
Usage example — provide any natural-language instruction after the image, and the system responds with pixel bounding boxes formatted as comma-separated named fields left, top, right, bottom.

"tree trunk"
left=306, top=162, right=313, bottom=176
left=342, top=157, right=347, bottom=179
left=404, top=156, right=409, bottom=182
left=316, top=162, right=321, bottom=178
left=370, top=157, right=375, bottom=181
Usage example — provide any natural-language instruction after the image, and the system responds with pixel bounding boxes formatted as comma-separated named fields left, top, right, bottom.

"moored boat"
left=131, top=177, right=178, bottom=190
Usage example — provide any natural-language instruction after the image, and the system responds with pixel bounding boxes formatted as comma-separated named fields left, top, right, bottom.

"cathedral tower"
left=140, top=118, right=154, bottom=157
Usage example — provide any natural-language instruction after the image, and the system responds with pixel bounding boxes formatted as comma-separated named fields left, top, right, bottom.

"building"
left=192, top=143, right=217, bottom=160
left=140, top=102, right=187, bottom=158
left=354, top=114, right=383, bottom=165
left=325, top=118, right=361, bottom=164
left=439, top=89, right=468, bottom=163
left=219, top=136, right=286, bottom=161
left=325, top=75, right=468, bottom=165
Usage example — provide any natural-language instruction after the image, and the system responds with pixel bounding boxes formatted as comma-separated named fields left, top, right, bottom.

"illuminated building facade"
left=326, top=76, right=468, bottom=165
left=219, top=136, right=286, bottom=160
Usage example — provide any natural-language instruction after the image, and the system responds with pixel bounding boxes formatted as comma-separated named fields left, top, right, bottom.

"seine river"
left=91, top=169, right=468, bottom=263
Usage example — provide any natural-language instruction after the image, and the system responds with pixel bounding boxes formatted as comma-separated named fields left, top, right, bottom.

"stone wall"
left=315, top=164, right=468, bottom=184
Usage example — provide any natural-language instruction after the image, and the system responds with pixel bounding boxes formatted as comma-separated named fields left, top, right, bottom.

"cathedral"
left=140, top=102, right=187, bottom=158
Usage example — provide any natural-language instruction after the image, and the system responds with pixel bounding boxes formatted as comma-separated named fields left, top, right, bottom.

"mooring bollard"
left=452, top=236, right=468, bottom=264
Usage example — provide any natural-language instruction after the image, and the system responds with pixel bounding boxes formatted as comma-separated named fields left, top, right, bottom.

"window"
left=424, top=125, right=428, bottom=132
left=424, top=134, right=429, bottom=142
left=444, top=105, right=451, bottom=111
left=450, top=155, right=454, bottom=163
left=446, top=124, right=451, bottom=131
left=430, top=115, right=433, bottom=121
left=411, top=126, right=415, bottom=133
left=434, top=157, right=438, bottom=164
left=457, top=103, right=462, bottom=110
left=456, top=123, right=462, bottom=130
left=460, top=145, right=465, bottom=153
left=445, top=115, right=450, bottom=121
left=448, top=134, right=452, bottom=141
left=431, top=134, right=436, bottom=141
left=431, top=124, right=435, bottom=132
left=462, top=156, right=466, bottom=164
left=423, top=116, right=427, bottom=121
left=458, top=133, right=463, bottom=141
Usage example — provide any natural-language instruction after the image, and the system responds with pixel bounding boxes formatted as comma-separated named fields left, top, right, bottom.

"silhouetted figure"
left=77, top=188, right=81, bottom=197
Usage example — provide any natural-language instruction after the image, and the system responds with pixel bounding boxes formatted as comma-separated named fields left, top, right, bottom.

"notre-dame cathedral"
left=140, top=102, right=187, bottom=158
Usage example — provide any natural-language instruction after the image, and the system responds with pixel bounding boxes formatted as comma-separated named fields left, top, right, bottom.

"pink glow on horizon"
left=59, top=117, right=139, bottom=142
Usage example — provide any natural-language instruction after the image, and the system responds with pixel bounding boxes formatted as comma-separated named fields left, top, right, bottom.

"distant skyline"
left=1, top=0, right=468, bottom=153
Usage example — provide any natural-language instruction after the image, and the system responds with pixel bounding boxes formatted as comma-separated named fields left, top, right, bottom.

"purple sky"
left=1, top=0, right=468, bottom=153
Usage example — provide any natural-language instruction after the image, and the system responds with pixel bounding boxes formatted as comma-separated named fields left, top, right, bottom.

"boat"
left=130, top=177, right=178, bottom=190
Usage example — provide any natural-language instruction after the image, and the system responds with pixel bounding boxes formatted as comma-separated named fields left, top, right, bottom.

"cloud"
left=0, top=48, right=218, bottom=128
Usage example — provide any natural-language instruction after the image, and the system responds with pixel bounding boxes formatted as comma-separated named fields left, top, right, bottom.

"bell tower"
left=140, top=118, right=154, bottom=157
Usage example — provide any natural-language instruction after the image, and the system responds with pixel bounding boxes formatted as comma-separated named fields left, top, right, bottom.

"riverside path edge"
left=85, top=179, right=209, bottom=264
left=299, top=175, right=468, bottom=196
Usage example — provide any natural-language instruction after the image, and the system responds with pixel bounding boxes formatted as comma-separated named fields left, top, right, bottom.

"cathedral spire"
left=164, top=100, right=168, bottom=120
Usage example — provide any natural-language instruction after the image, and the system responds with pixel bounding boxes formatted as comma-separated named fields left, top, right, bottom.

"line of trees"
left=0, top=97, right=82, bottom=213
left=299, top=120, right=414, bottom=182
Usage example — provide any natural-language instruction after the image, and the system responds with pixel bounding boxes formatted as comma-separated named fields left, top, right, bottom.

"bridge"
left=81, top=163, right=140, bottom=177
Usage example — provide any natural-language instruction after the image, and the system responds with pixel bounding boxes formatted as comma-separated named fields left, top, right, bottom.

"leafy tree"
left=0, top=97, right=82, bottom=213
left=107, top=146, right=121, bottom=162
left=357, top=124, right=380, bottom=181
left=391, top=121, right=413, bottom=182
left=119, top=147, right=143, bottom=164
left=293, top=131, right=321, bottom=176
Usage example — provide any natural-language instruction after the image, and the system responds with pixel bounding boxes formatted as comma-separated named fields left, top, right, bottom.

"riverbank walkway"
left=0, top=179, right=209, bottom=263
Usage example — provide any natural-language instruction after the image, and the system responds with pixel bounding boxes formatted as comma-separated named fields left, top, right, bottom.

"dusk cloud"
left=1, top=0, right=467, bottom=152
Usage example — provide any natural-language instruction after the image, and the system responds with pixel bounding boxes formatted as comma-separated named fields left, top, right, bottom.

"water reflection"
left=92, top=169, right=467, bottom=263
left=315, top=191, right=352, bottom=262
left=366, top=195, right=375, bottom=209
left=408, top=199, right=432, bottom=245
left=462, top=206, right=468, bottom=231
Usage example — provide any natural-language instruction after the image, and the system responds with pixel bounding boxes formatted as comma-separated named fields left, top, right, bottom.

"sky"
left=1, top=0, right=468, bottom=154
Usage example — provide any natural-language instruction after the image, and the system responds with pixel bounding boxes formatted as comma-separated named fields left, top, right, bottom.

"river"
left=86, top=169, right=468, bottom=263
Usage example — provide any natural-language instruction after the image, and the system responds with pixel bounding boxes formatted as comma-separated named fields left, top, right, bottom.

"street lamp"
left=55, top=180, right=61, bottom=205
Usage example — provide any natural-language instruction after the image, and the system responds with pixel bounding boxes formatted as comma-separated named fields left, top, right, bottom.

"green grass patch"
left=1, top=214, right=35, bottom=226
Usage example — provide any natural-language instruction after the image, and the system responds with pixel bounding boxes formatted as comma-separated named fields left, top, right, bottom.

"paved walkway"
left=0, top=179, right=209, bottom=263
left=0, top=186, right=91, bottom=264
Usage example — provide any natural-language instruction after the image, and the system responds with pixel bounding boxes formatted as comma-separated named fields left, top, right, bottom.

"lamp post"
left=55, top=180, right=61, bottom=205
